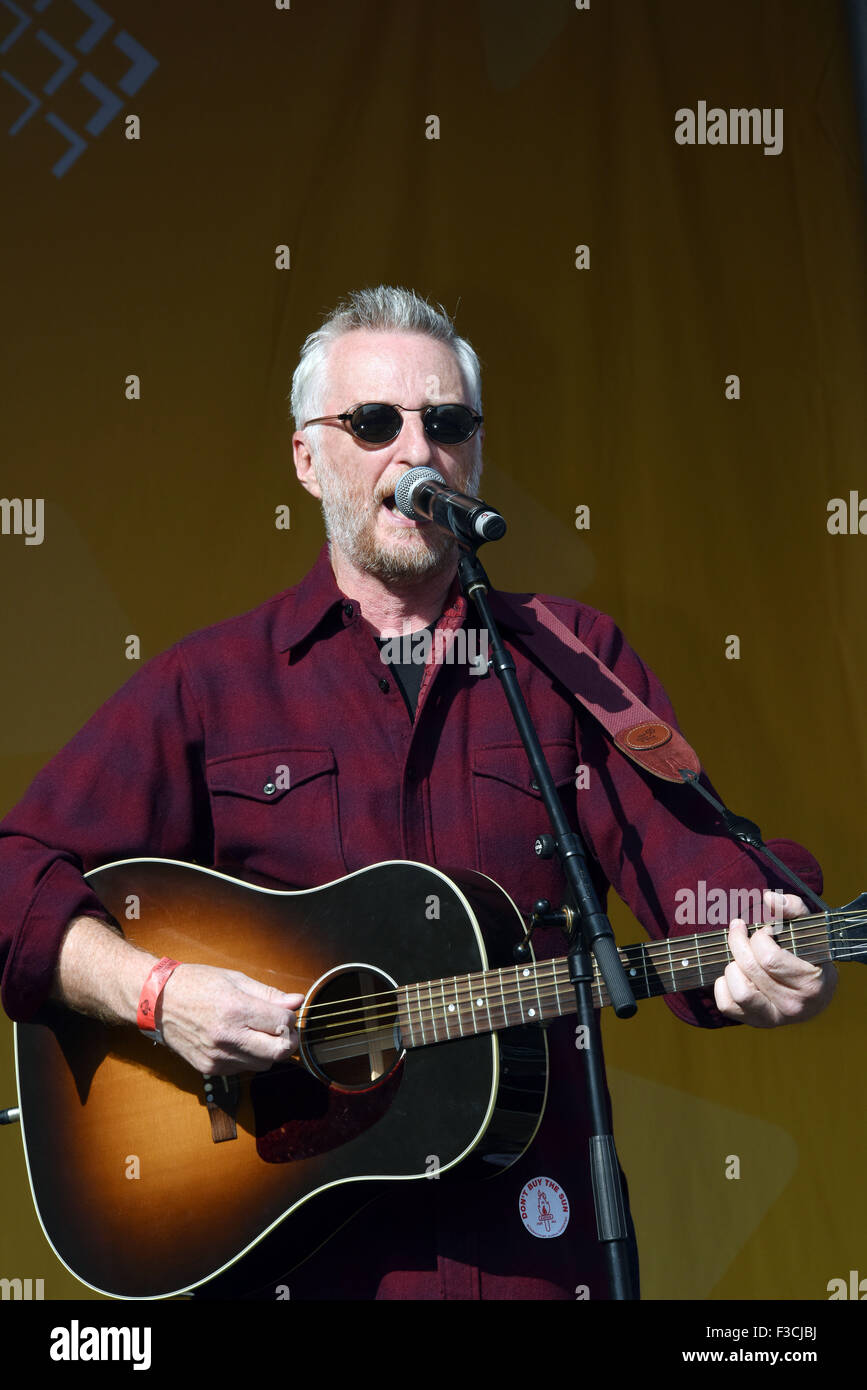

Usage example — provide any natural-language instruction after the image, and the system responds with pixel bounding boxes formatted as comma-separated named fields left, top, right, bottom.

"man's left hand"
left=713, top=890, right=838, bottom=1027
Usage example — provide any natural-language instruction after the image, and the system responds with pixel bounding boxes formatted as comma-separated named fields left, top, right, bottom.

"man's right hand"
left=159, top=963, right=304, bottom=1074
left=52, top=915, right=304, bottom=1077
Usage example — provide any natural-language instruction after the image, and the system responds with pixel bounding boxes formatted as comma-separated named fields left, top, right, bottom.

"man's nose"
left=391, top=410, right=435, bottom=467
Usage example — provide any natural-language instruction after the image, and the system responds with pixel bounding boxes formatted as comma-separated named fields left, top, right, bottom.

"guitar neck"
left=397, top=907, right=850, bottom=1049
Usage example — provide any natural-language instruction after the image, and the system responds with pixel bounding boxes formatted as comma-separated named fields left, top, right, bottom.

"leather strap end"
left=614, top=721, right=701, bottom=782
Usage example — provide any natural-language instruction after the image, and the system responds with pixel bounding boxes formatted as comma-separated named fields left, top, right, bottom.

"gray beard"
left=314, top=453, right=483, bottom=585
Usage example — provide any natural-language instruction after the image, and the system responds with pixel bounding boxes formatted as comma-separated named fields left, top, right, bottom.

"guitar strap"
left=501, top=595, right=702, bottom=784
left=496, top=594, right=827, bottom=908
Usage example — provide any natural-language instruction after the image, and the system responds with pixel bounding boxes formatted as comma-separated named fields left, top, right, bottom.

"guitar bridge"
left=202, top=1074, right=239, bottom=1143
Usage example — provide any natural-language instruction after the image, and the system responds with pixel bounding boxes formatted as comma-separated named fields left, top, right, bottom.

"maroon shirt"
left=0, top=544, right=821, bottom=1299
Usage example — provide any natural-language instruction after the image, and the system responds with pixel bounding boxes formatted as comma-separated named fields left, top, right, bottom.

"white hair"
left=289, top=286, right=483, bottom=430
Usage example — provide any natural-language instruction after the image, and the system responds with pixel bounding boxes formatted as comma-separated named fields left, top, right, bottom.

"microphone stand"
left=457, top=544, right=639, bottom=1300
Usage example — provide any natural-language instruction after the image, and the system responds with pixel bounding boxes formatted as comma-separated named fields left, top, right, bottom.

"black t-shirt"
left=375, top=622, right=438, bottom=719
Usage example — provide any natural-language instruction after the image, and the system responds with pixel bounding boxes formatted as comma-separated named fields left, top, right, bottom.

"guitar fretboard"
left=396, top=908, right=855, bottom=1049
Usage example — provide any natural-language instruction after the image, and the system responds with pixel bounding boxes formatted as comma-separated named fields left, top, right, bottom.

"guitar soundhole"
left=301, top=965, right=402, bottom=1092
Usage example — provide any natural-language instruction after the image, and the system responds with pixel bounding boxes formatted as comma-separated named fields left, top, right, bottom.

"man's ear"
left=292, top=430, right=323, bottom=500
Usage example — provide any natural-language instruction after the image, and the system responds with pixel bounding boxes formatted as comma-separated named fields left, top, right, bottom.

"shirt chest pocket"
left=470, top=741, right=578, bottom=912
left=205, top=746, right=346, bottom=886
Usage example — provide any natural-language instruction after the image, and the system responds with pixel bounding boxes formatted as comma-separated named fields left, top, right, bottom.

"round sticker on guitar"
left=519, top=1176, right=570, bottom=1238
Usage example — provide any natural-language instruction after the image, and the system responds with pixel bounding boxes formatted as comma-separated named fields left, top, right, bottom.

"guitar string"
left=298, top=909, right=867, bottom=1018
left=298, top=915, right=866, bottom=1029
left=299, top=931, right=865, bottom=1037
left=305, top=956, right=854, bottom=1049
left=299, top=920, right=863, bottom=1023
left=301, top=955, right=864, bottom=1048
left=302, top=956, right=837, bottom=1048
left=302, top=940, right=862, bottom=1047
left=300, top=933, right=861, bottom=1045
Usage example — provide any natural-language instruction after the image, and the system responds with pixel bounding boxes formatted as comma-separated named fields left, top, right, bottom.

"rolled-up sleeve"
left=0, top=646, right=211, bottom=1021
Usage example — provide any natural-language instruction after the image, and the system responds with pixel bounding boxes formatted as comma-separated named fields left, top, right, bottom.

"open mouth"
left=379, top=494, right=427, bottom=527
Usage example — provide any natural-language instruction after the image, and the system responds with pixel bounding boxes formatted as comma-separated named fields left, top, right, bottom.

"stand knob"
left=534, top=834, right=556, bottom=859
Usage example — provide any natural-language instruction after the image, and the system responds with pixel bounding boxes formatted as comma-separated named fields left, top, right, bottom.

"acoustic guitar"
left=13, top=857, right=866, bottom=1299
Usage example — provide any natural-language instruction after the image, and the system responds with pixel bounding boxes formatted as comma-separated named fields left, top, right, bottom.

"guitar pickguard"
left=252, top=1060, right=404, bottom=1163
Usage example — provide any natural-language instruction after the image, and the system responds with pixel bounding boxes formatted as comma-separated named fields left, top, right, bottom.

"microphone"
left=393, top=467, right=507, bottom=545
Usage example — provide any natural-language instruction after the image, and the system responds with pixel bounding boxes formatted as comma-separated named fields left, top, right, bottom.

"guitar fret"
left=529, top=964, right=543, bottom=1022
left=650, top=943, right=670, bottom=997
left=401, top=986, right=415, bottom=1048
left=415, top=983, right=426, bottom=1045
left=483, top=973, right=493, bottom=1032
left=592, top=958, right=603, bottom=1009
left=674, top=940, right=694, bottom=986
left=515, top=965, right=526, bottom=1023
left=788, top=919, right=799, bottom=957
left=498, top=966, right=509, bottom=1028
left=469, top=973, right=483, bottom=1039
left=453, top=976, right=464, bottom=1035
left=620, top=944, right=637, bottom=996
left=695, top=934, right=705, bottom=987
left=551, top=961, right=564, bottom=1015
left=665, top=937, right=676, bottom=993
left=427, top=981, right=437, bottom=1042
left=642, top=943, right=651, bottom=999
left=476, top=972, right=486, bottom=1030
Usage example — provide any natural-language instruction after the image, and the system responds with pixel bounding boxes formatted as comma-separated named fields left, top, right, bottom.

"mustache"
left=373, top=462, right=482, bottom=507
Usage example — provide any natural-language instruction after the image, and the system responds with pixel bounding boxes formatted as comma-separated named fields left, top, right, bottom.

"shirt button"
left=263, top=781, right=277, bottom=795
left=343, top=602, right=354, bottom=617
left=378, top=678, right=390, bottom=692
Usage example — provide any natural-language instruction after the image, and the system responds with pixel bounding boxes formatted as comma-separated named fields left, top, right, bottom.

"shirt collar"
left=273, top=541, right=534, bottom=653
left=273, top=543, right=345, bottom=652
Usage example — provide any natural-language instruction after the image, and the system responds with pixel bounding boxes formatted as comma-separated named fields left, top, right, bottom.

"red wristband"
left=137, top=957, right=181, bottom=1043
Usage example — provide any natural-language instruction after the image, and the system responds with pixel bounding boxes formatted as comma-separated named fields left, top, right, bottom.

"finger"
left=713, top=971, right=746, bottom=1021
left=241, top=1003, right=302, bottom=1056
left=720, top=954, right=782, bottom=1027
left=730, top=917, right=835, bottom=1023
left=727, top=919, right=777, bottom=985
left=233, top=974, right=305, bottom=1009
left=761, top=890, right=809, bottom=925
left=738, top=921, right=788, bottom=973
left=234, top=1000, right=297, bottom=1040
left=228, top=979, right=305, bottom=1036
left=243, top=1009, right=298, bottom=1044
left=189, top=989, right=299, bottom=1061
left=244, top=1026, right=300, bottom=1064
left=728, top=918, right=812, bottom=991
left=207, top=1021, right=300, bottom=1073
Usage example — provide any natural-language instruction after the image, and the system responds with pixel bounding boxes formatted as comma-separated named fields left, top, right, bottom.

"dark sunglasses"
left=303, top=402, right=483, bottom=446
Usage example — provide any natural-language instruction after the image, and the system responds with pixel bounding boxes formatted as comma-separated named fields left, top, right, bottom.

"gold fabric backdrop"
left=1, top=0, right=865, bottom=1300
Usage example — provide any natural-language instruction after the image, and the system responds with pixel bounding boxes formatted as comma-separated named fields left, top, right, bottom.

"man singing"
left=0, top=286, right=835, bottom=1299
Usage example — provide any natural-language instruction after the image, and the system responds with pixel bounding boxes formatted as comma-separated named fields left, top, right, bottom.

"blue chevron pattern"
left=2, top=0, right=158, bottom=177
